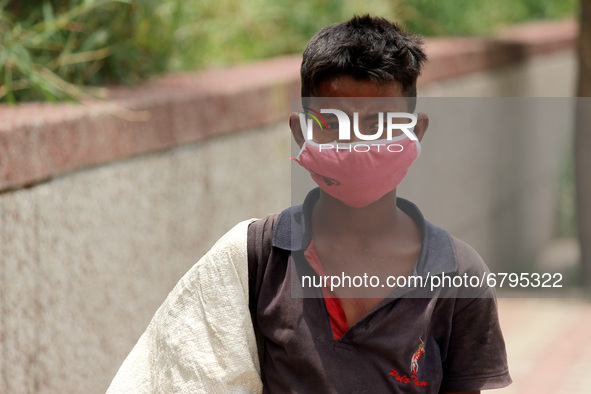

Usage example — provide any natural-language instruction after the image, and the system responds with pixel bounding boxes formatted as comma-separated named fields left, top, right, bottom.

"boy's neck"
left=311, top=189, right=402, bottom=238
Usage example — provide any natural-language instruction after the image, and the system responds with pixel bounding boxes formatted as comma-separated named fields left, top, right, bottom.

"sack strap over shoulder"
left=247, top=214, right=279, bottom=379
left=247, top=214, right=278, bottom=320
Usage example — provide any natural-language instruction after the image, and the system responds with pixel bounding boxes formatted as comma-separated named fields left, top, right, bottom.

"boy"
left=108, top=15, right=511, bottom=393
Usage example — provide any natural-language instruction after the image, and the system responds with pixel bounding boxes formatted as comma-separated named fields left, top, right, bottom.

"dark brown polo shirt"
left=248, top=188, right=511, bottom=393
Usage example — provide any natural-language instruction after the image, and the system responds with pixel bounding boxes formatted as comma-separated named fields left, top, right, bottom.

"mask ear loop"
left=294, top=111, right=338, bottom=159
left=408, top=112, right=422, bottom=158
left=400, top=112, right=422, bottom=159
left=291, top=111, right=313, bottom=160
left=293, top=140, right=309, bottom=160
left=414, top=135, right=422, bottom=158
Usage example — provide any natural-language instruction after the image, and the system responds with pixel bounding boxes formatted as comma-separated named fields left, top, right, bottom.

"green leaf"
left=42, top=1, right=54, bottom=24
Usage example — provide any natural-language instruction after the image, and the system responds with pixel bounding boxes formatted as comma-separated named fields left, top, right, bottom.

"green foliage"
left=400, top=0, right=578, bottom=36
left=167, top=0, right=402, bottom=71
left=0, top=0, right=578, bottom=103
left=0, top=0, right=180, bottom=102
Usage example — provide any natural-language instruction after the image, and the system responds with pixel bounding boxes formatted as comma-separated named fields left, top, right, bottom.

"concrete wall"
left=0, top=123, right=291, bottom=393
left=407, top=49, right=577, bottom=270
left=0, top=20, right=578, bottom=393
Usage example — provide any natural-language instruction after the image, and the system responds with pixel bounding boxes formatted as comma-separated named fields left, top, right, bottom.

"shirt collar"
left=272, top=188, right=458, bottom=276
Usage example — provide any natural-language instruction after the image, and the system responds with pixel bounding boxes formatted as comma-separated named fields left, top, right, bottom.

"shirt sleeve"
left=439, top=237, right=512, bottom=392
left=106, top=219, right=263, bottom=394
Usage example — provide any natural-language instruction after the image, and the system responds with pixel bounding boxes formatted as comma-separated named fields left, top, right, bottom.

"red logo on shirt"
left=389, top=369, right=428, bottom=387
left=411, top=338, right=425, bottom=374
left=389, top=338, right=428, bottom=387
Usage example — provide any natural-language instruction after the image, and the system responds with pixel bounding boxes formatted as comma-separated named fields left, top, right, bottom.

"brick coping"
left=0, top=20, right=577, bottom=192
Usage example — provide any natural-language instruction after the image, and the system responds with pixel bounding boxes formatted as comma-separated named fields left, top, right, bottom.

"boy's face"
left=290, top=75, right=428, bottom=146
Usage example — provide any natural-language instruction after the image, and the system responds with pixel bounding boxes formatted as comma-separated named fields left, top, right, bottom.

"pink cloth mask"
left=292, top=134, right=421, bottom=207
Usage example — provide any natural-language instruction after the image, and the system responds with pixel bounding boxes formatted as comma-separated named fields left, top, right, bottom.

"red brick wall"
left=0, top=20, right=577, bottom=193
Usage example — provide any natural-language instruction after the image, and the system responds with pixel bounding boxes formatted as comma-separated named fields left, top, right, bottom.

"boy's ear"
left=289, top=112, right=306, bottom=147
left=414, top=113, right=429, bottom=142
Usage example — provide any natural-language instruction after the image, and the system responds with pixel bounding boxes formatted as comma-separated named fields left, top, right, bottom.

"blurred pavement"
left=493, top=297, right=591, bottom=394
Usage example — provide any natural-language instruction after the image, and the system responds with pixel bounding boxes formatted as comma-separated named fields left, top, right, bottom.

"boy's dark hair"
left=301, top=15, right=427, bottom=98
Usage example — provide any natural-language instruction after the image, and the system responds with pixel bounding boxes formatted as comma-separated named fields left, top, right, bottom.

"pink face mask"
left=292, top=134, right=421, bottom=208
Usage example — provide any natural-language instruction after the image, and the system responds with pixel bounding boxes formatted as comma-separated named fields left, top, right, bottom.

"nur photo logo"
left=299, top=109, right=417, bottom=144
